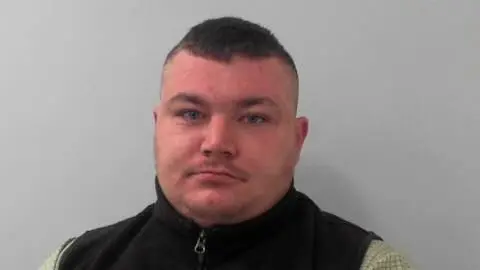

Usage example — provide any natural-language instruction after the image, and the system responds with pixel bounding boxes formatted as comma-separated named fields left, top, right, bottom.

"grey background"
left=0, top=1, right=478, bottom=269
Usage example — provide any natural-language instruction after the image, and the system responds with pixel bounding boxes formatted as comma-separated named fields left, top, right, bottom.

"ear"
left=295, top=116, right=309, bottom=149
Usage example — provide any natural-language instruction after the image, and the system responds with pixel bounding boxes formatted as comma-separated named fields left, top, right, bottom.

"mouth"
left=187, top=169, right=245, bottom=183
left=195, top=170, right=237, bottom=179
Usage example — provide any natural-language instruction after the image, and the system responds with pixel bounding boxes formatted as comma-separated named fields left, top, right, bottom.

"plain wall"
left=0, top=1, right=478, bottom=269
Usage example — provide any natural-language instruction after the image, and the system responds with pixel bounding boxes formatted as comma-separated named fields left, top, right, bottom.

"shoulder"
left=40, top=204, right=155, bottom=270
left=294, top=191, right=381, bottom=268
left=294, top=191, right=413, bottom=270
left=361, top=240, right=414, bottom=270
left=68, top=204, right=153, bottom=249
left=295, top=191, right=380, bottom=241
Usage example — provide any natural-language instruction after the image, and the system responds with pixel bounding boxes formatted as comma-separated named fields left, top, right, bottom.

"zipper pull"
left=194, top=229, right=207, bottom=254
left=194, top=230, right=207, bottom=270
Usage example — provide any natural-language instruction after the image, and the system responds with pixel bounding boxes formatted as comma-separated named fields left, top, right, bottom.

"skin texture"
left=153, top=50, right=309, bottom=227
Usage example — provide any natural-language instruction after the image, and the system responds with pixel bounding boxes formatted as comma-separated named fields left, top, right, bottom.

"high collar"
left=152, top=177, right=299, bottom=248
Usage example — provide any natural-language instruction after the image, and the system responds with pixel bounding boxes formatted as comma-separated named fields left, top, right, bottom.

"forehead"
left=161, top=51, right=296, bottom=110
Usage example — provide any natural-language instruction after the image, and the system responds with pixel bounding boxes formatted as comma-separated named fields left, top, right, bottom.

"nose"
left=200, top=116, right=237, bottom=159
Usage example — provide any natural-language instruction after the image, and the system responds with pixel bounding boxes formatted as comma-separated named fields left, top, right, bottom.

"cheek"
left=240, top=130, right=295, bottom=172
left=155, top=126, right=199, bottom=171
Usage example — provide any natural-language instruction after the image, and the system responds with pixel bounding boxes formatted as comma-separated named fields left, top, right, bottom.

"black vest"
left=59, top=180, right=381, bottom=270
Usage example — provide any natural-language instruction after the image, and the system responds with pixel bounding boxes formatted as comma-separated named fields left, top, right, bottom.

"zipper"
left=194, top=229, right=207, bottom=270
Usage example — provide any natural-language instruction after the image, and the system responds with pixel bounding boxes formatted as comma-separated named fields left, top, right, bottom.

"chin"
left=184, top=189, right=241, bottom=220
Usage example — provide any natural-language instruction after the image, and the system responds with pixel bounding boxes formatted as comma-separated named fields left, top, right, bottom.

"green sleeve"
left=38, top=238, right=76, bottom=270
left=360, top=240, right=415, bottom=270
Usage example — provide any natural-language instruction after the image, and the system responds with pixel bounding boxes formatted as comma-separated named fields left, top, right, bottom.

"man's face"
left=154, top=51, right=308, bottom=227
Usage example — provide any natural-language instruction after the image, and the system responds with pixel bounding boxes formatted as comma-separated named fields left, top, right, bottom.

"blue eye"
left=242, top=115, right=268, bottom=124
left=176, top=110, right=204, bottom=121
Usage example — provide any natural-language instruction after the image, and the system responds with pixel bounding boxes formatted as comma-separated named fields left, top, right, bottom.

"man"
left=40, top=16, right=413, bottom=270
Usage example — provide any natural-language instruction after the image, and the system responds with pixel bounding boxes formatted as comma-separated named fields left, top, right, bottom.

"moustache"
left=184, top=160, right=249, bottom=181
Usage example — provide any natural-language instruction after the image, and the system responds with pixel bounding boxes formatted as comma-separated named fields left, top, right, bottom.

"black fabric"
left=59, top=179, right=381, bottom=270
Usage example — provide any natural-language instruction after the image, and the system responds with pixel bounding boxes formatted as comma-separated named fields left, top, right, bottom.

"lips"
left=187, top=168, right=246, bottom=183
left=185, top=164, right=247, bottom=183
left=195, top=170, right=236, bottom=179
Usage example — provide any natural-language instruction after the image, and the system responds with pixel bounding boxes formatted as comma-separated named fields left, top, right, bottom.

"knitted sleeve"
left=38, top=238, right=76, bottom=270
left=360, top=240, right=414, bottom=270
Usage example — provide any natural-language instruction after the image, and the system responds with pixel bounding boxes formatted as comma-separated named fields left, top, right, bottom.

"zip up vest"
left=58, top=180, right=381, bottom=270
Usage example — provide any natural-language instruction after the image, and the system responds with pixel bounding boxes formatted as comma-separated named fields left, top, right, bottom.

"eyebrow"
left=166, top=92, right=208, bottom=107
left=166, top=92, right=280, bottom=110
left=236, top=97, right=279, bottom=110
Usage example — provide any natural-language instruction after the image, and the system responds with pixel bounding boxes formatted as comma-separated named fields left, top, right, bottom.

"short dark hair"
left=163, top=16, right=299, bottom=110
left=164, top=16, right=298, bottom=79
